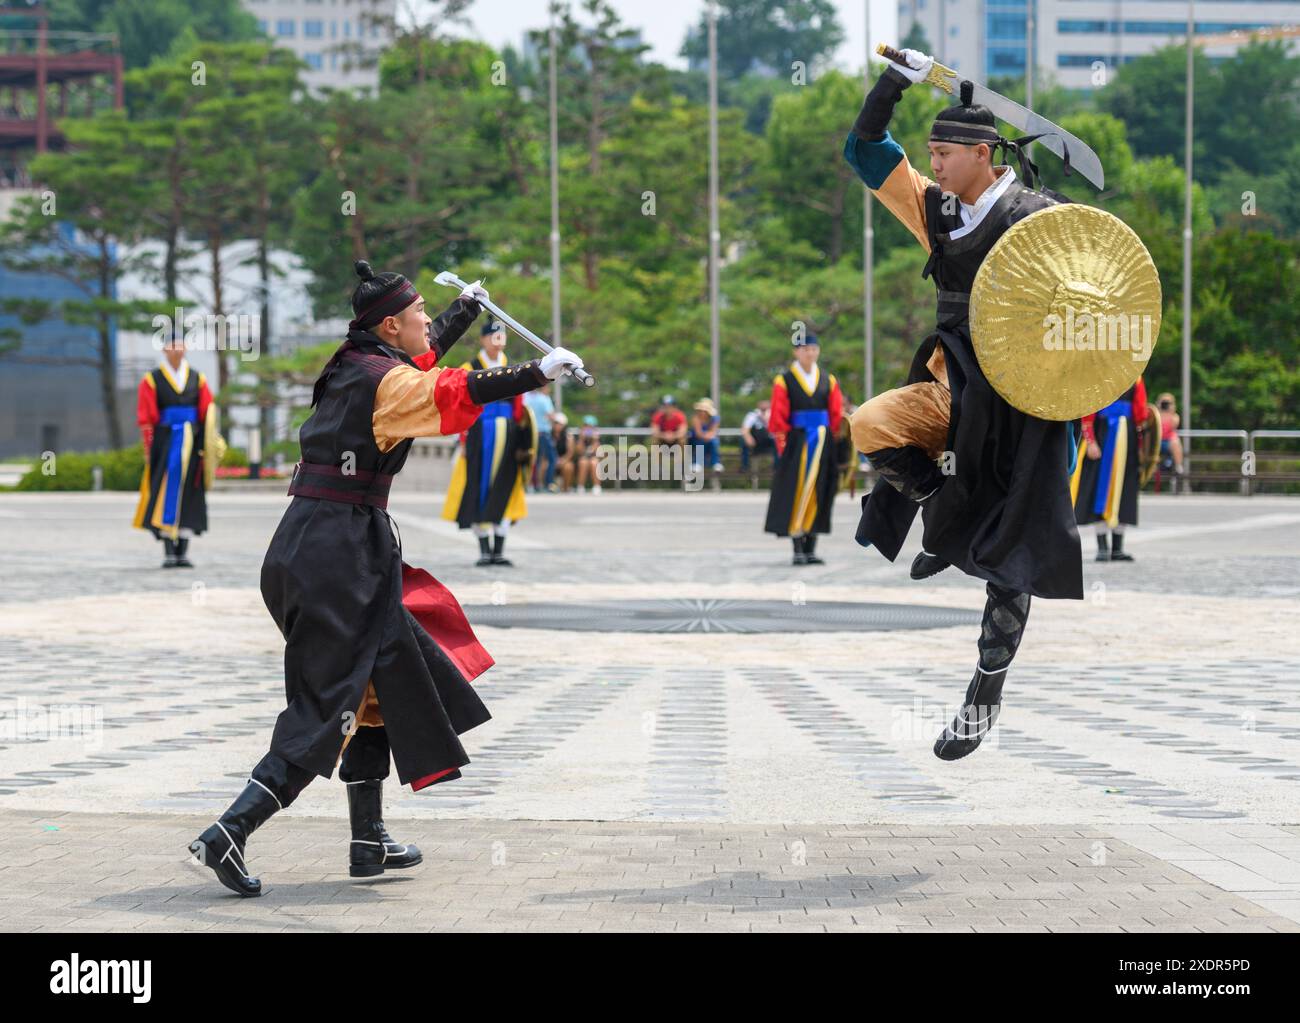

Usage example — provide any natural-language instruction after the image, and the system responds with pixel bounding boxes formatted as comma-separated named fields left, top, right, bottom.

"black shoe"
left=791, top=537, right=808, bottom=565
left=490, top=534, right=512, bottom=566
left=174, top=537, right=193, bottom=568
left=1095, top=533, right=1110, bottom=562
left=866, top=445, right=945, bottom=503
left=347, top=779, right=423, bottom=878
left=803, top=534, right=824, bottom=565
left=161, top=538, right=179, bottom=569
left=188, top=780, right=283, bottom=897
left=910, top=550, right=949, bottom=580
left=1110, top=532, right=1133, bottom=561
left=934, top=667, right=1007, bottom=762
left=474, top=535, right=492, bottom=566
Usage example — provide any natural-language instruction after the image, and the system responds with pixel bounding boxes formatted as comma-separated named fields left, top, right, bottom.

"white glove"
left=460, top=279, right=489, bottom=304
left=892, top=48, right=933, bottom=86
left=539, top=346, right=584, bottom=380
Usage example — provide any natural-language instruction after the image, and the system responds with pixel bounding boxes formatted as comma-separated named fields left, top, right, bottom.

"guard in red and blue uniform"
left=764, top=332, right=844, bottom=565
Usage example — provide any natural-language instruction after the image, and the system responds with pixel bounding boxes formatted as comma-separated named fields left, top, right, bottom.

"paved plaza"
left=1, top=488, right=1298, bottom=931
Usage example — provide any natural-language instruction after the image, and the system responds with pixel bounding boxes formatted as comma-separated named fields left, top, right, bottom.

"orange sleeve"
left=372, top=364, right=482, bottom=453
left=873, top=160, right=934, bottom=253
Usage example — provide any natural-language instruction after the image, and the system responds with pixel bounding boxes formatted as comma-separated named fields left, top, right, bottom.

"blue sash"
left=791, top=409, right=829, bottom=480
left=160, top=405, right=198, bottom=525
left=1092, top=399, right=1132, bottom=516
left=477, top=400, right=514, bottom=511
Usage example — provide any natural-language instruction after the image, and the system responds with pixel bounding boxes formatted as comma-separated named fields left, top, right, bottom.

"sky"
left=421, top=0, right=899, bottom=74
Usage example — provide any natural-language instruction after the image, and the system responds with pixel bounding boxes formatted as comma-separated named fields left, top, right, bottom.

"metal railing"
left=1160, top=429, right=1300, bottom=495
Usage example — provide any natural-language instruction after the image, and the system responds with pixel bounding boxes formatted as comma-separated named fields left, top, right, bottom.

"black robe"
left=261, top=307, right=493, bottom=789
left=856, top=179, right=1084, bottom=600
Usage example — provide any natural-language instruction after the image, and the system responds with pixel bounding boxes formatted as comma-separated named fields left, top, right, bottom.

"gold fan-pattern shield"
left=969, top=204, right=1162, bottom=421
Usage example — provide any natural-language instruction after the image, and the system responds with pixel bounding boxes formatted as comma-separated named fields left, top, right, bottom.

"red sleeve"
left=431, top=368, right=483, bottom=437
left=1132, top=378, right=1147, bottom=425
left=413, top=349, right=439, bottom=372
left=197, top=375, right=213, bottom=425
left=650, top=411, right=662, bottom=430
left=137, top=376, right=159, bottom=448
left=770, top=379, right=790, bottom=456
left=513, top=393, right=526, bottom=422
left=827, top=376, right=843, bottom=434
left=1081, top=412, right=1096, bottom=444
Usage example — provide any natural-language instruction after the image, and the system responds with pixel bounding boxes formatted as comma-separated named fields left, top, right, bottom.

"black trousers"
left=250, top=725, right=392, bottom=808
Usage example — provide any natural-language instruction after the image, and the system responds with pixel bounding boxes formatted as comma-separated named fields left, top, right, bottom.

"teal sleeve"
left=843, top=129, right=907, bottom=191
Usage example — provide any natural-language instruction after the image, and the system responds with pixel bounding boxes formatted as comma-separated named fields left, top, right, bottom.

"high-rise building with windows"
left=241, top=0, right=398, bottom=91
left=896, top=1, right=1300, bottom=90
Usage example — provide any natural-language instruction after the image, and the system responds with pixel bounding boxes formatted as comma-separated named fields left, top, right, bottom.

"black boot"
left=934, top=584, right=1030, bottom=761
left=490, top=533, right=512, bottom=566
left=475, top=535, right=492, bottom=566
left=866, top=445, right=945, bottom=503
left=791, top=536, right=807, bottom=565
left=910, top=549, right=950, bottom=579
left=161, top=538, right=179, bottom=568
left=1095, top=532, right=1111, bottom=562
left=803, top=533, right=824, bottom=565
left=347, top=780, right=423, bottom=878
left=1110, top=531, right=1133, bottom=562
left=174, top=537, right=193, bottom=568
left=189, top=779, right=283, bottom=897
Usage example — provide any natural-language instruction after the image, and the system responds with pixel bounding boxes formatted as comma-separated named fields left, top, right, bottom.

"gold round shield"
left=969, top=204, right=1162, bottom=421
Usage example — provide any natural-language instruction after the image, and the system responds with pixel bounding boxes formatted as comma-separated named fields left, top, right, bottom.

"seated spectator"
left=740, top=398, right=776, bottom=471
left=551, top=412, right=574, bottom=492
left=650, top=394, right=688, bottom=478
left=575, top=415, right=601, bottom=493
left=690, top=398, right=722, bottom=473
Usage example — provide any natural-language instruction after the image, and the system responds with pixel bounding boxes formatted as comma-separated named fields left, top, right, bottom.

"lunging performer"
left=190, top=261, right=583, bottom=896
left=843, top=49, right=1087, bottom=759
left=764, top=332, right=844, bottom=565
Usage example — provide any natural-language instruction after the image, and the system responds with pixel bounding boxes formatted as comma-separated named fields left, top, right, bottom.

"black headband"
left=350, top=278, right=419, bottom=331
left=928, top=122, right=1000, bottom=146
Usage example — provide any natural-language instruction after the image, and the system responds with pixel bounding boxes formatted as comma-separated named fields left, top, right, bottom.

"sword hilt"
left=875, top=43, right=958, bottom=95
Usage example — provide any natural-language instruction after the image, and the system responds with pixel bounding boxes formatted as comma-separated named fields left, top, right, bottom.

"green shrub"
left=221, top=445, right=249, bottom=468
left=15, top=446, right=145, bottom=491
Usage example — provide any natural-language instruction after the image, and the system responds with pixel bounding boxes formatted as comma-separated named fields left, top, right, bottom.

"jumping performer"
left=843, top=49, right=1085, bottom=759
left=441, top=319, right=538, bottom=566
left=764, top=332, right=844, bottom=565
left=189, top=261, right=583, bottom=896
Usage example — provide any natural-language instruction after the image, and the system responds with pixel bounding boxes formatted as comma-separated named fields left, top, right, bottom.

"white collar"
left=791, top=361, right=819, bottom=392
left=950, top=165, right=1016, bottom=239
left=480, top=349, right=506, bottom=367
left=160, top=358, right=189, bottom=392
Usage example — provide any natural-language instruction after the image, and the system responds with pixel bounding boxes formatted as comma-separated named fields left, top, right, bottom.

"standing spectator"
left=689, top=398, right=723, bottom=473
left=524, top=382, right=557, bottom=491
left=1155, top=392, right=1184, bottom=491
left=575, top=414, right=602, bottom=493
left=740, top=398, right=776, bottom=471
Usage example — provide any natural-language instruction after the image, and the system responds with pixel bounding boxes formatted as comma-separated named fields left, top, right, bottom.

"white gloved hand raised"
left=460, top=279, right=489, bottom=304
left=539, top=346, right=584, bottom=380
left=891, top=48, right=934, bottom=86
